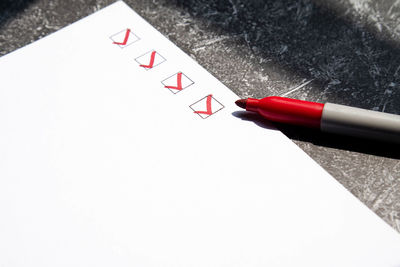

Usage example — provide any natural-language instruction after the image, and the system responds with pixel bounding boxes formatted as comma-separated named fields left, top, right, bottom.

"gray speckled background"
left=1, top=0, right=400, bottom=231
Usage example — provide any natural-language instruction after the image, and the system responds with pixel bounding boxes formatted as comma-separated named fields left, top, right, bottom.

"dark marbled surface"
left=1, top=0, right=400, bottom=231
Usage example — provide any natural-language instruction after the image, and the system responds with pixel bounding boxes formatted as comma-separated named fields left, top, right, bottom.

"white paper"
left=1, top=2, right=400, bottom=266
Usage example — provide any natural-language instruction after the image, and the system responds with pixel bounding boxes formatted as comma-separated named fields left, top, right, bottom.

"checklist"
left=190, top=94, right=224, bottom=118
left=135, top=50, right=166, bottom=70
left=1, top=1, right=400, bottom=267
left=110, top=28, right=139, bottom=48
left=161, top=72, right=194, bottom=94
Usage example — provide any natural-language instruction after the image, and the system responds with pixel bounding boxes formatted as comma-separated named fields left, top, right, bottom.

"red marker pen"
left=235, top=96, right=400, bottom=143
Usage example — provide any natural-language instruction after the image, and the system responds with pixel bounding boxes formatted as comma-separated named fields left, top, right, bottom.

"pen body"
left=321, top=103, right=400, bottom=143
left=246, top=96, right=400, bottom=143
left=246, top=97, right=324, bottom=128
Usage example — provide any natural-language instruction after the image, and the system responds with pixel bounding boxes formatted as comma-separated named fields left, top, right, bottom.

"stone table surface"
left=1, top=0, right=400, bottom=232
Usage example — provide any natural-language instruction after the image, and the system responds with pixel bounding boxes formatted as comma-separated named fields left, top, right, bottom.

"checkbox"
left=189, top=94, right=224, bottom=119
left=161, top=72, right=194, bottom=94
left=110, top=28, right=140, bottom=48
left=135, top=50, right=166, bottom=70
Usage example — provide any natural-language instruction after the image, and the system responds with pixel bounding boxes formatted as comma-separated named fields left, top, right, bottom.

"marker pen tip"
left=235, top=99, right=247, bottom=109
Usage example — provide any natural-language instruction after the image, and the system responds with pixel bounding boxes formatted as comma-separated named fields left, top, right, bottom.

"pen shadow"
left=231, top=111, right=277, bottom=130
left=232, top=111, right=400, bottom=160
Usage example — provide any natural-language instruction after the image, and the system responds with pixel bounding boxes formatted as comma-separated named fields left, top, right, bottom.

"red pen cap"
left=246, top=97, right=324, bottom=128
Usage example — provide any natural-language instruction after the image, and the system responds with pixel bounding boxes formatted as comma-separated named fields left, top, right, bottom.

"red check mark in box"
left=190, top=94, right=224, bottom=119
left=135, top=50, right=166, bottom=70
left=110, top=28, right=140, bottom=48
left=161, top=72, right=194, bottom=94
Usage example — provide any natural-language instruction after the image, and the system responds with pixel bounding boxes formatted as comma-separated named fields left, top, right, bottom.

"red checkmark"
left=140, top=51, right=156, bottom=69
left=113, top=29, right=131, bottom=45
left=164, top=72, right=183, bottom=90
left=194, top=95, right=213, bottom=115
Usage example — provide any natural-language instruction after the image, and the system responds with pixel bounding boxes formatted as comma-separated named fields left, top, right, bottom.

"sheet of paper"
left=1, top=2, right=400, bottom=266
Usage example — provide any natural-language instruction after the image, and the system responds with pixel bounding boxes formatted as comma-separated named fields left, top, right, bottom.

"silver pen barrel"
left=321, top=103, right=400, bottom=143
